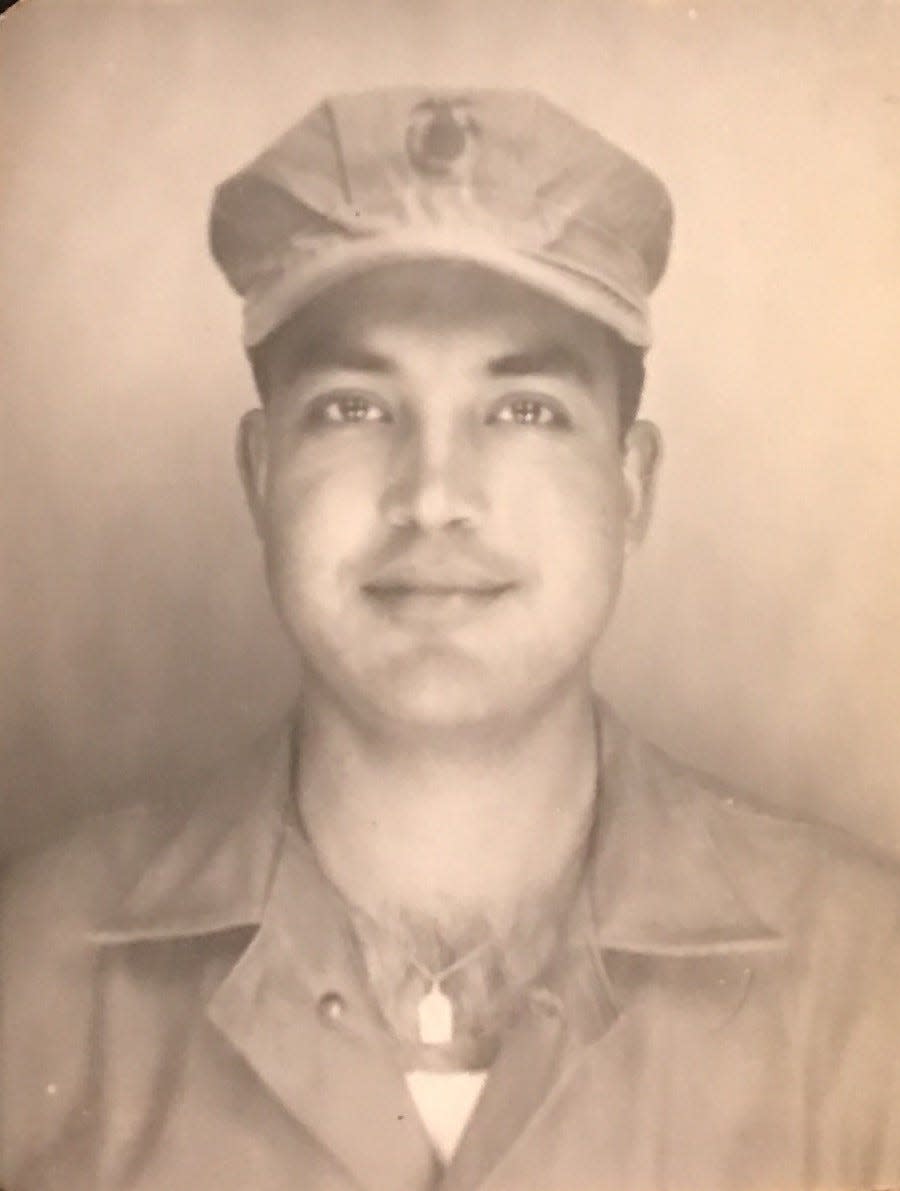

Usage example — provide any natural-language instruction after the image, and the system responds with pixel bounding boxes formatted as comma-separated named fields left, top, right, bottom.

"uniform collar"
left=93, top=720, right=295, bottom=943
left=93, top=707, right=785, bottom=1191
left=583, top=707, right=783, bottom=957
left=95, top=703, right=783, bottom=957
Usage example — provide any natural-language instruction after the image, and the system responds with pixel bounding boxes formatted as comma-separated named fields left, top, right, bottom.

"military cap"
left=210, top=87, right=673, bottom=349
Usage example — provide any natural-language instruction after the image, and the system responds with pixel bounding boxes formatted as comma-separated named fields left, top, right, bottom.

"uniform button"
left=317, top=991, right=346, bottom=1023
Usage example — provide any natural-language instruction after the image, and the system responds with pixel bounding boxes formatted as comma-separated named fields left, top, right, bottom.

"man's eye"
left=311, top=391, right=390, bottom=425
left=491, top=394, right=569, bottom=428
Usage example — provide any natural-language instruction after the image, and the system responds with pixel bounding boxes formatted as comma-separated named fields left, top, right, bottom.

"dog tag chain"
left=410, top=939, right=493, bottom=1046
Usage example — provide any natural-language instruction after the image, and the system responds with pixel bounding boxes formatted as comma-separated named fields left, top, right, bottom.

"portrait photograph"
left=1, top=1, right=899, bottom=1188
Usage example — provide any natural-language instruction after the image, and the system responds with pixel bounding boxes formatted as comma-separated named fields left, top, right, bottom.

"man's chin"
left=295, top=626, right=601, bottom=734
left=368, top=660, right=509, bottom=730
left=320, top=650, right=530, bottom=735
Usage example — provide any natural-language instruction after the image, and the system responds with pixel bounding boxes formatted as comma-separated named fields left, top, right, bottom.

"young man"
left=2, top=88, right=899, bottom=1191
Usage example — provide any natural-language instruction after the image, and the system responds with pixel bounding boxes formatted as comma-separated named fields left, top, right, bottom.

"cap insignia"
left=406, top=99, right=478, bottom=179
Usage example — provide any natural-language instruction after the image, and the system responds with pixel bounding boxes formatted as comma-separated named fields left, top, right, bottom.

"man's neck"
left=294, top=683, right=601, bottom=948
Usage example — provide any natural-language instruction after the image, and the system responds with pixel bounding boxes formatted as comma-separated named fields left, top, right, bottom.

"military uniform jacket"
left=3, top=709, right=900, bottom=1191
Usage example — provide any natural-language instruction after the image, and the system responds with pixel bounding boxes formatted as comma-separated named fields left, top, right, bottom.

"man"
left=2, top=87, right=899, bottom=1191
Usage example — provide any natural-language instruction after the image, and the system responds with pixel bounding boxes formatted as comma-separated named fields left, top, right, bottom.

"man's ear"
left=621, top=419, right=662, bottom=549
left=236, top=408, right=269, bottom=536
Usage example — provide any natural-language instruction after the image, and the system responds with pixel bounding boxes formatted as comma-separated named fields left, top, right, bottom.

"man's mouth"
left=361, top=580, right=516, bottom=626
left=359, top=544, right=523, bottom=626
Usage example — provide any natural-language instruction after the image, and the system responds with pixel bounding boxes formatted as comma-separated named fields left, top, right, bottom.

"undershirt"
left=404, top=1070, right=489, bottom=1163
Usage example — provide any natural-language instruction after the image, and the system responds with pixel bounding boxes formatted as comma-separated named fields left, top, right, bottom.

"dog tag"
left=418, top=983, right=453, bottom=1045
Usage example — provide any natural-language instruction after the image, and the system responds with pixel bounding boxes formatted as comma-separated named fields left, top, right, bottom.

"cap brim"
left=242, top=228, right=652, bottom=350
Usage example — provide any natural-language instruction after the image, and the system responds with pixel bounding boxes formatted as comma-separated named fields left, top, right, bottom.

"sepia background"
left=1, top=0, right=898, bottom=859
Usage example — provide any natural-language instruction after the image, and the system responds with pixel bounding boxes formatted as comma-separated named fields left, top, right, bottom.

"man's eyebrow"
left=487, top=346, right=594, bottom=388
left=286, top=341, right=395, bottom=378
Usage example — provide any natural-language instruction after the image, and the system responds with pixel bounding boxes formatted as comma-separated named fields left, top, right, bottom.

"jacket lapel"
left=206, top=822, right=438, bottom=1191
left=443, top=710, right=788, bottom=1190
left=95, top=722, right=437, bottom=1191
left=441, top=936, right=618, bottom=1191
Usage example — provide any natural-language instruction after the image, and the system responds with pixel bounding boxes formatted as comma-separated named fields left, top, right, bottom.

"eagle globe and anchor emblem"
left=401, top=96, right=547, bottom=249
left=405, top=98, right=480, bottom=180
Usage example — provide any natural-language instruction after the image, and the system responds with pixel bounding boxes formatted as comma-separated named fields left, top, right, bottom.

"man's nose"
left=379, top=419, right=487, bottom=532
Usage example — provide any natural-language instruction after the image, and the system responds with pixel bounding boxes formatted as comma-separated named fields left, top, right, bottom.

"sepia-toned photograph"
left=1, top=1, right=899, bottom=1188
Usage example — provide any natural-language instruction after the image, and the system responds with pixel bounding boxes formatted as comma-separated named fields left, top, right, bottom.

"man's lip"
left=360, top=582, right=517, bottom=626
left=362, top=582, right=516, bottom=596
left=358, top=551, right=523, bottom=613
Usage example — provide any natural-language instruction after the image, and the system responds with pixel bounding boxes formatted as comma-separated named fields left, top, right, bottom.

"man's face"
left=239, top=261, right=660, bottom=732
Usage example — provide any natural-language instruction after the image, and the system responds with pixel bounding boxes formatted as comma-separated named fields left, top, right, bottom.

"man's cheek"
left=267, top=490, right=366, bottom=592
left=528, top=471, right=622, bottom=542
